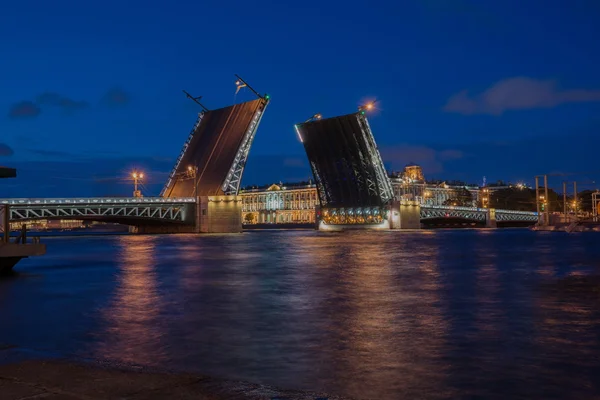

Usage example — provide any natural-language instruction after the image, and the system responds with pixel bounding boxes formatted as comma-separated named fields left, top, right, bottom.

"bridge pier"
left=391, top=201, right=421, bottom=229
left=197, top=196, right=242, bottom=233
left=485, top=208, right=497, bottom=228
left=130, top=196, right=242, bottom=234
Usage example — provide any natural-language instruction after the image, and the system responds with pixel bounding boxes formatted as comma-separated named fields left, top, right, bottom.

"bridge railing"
left=0, top=197, right=196, bottom=206
left=422, top=204, right=538, bottom=216
left=422, top=205, right=487, bottom=212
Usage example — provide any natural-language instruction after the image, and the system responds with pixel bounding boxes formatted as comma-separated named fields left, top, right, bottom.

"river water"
left=1, top=229, right=600, bottom=399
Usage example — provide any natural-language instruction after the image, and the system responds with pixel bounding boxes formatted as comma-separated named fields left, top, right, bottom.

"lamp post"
left=132, top=172, right=144, bottom=198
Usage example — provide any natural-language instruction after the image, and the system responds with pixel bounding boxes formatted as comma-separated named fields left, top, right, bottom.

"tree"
left=443, top=187, right=473, bottom=207
left=577, top=190, right=596, bottom=213
left=244, top=213, right=256, bottom=224
left=489, top=187, right=561, bottom=212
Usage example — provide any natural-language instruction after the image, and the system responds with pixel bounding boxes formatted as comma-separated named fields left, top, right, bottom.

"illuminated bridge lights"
left=320, top=206, right=386, bottom=225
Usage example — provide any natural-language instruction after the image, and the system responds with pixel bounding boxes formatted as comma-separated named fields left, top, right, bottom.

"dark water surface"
left=1, top=229, right=600, bottom=399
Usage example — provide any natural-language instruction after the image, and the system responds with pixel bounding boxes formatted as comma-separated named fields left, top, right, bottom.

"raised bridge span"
left=1, top=197, right=537, bottom=226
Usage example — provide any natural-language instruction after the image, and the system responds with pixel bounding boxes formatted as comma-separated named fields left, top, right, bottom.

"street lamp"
left=304, top=113, right=322, bottom=123
left=358, top=100, right=377, bottom=114
left=132, top=171, right=144, bottom=198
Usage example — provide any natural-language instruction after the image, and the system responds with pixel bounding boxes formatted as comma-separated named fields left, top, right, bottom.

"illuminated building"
left=402, top=164, right=425, bottom=182
left=10, top=219, right=84, bottom=231
left=239, top=180, right=482, bottom=224
left=240, top=183, right=318, bottom=224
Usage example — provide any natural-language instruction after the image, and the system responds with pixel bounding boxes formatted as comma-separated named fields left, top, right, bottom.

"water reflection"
left=94, top=235, right=165, bottom=366
left=327, top=234, right=449, bottom=399
left=1, top=230, right=600, bottom=399
left=531, top=278, right=600, bottom=398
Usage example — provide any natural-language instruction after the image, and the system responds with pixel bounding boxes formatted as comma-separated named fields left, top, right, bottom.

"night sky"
left=2, top=0, right=599, bottom=197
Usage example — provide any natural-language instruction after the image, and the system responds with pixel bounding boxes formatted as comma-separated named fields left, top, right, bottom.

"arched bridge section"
left=1, top=197, right=196, bottom=226
left=420, top=205, right=538, bottom=223
left=161, top=98, right=269, bottom=198
left=295, top=112, right=393, bottom=226
left=421, top=205, right=487, bottom=221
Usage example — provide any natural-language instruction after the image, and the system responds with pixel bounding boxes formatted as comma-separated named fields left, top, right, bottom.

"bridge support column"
left=198, top=195, right=242, bottom=233
left=391, top=201, right=421, bottom=229
left=486, top=208, right=497, bottom=228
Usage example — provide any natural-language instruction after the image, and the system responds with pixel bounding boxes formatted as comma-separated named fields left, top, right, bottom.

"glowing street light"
left=132, top=171, right=144, bottom=198
left=358, top=100, right=377, bottom=114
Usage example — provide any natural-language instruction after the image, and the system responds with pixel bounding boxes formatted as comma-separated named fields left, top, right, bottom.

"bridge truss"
left=420, top=205, right=538, bottom=222
left=420, top=205, right=486, bottom=221
left=1, top=197, right=195, bottom=224
left=296, top=112, right=394, bottom=211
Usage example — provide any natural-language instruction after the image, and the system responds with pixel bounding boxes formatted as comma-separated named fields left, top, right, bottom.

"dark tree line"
left=487, top=187, right=598, bottom=212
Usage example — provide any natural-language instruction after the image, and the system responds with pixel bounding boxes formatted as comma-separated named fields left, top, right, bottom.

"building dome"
left=402, top=164, right=424, bottom=182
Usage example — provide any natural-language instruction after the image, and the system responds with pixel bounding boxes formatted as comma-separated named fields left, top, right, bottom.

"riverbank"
left=0, top=357, right=350, bottom=400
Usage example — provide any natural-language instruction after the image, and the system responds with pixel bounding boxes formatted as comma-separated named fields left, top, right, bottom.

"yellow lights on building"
left=240, top=183, right=318, bottom=224
left=9, top=219, right=84, bottom=231
left=403, top=165, right=425, bottom=182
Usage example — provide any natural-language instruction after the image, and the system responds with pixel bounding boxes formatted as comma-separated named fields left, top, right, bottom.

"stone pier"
left=394, top=201, right=421, bottom=229
left=485, top=208, right=497, bottom=228
left=131, top=195, right=242, bottom=234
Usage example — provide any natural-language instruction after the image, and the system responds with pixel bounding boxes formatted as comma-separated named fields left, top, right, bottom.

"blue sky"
left=1, top=0, right=599, bottom=197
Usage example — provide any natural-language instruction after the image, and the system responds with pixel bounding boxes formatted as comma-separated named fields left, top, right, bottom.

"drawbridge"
left=295, top=110, right=394, bottom=226
left=161, top=93, right=269, bottom=198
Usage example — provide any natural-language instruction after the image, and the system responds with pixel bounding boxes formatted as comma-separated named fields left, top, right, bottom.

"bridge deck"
left=162, top=98, right=268, bottom=198
left=296, top=112, right=393, bottom=209
left=1, top=197, right=196, bottom=225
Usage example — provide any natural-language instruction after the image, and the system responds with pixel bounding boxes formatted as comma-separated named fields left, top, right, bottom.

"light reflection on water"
left=1, top=229, right=600, bottom=399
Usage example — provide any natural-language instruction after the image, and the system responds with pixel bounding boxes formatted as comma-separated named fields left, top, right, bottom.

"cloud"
left=7, top=93, right=88, bottom=120
left=36, top=92, right=89, bottom=114
left=8, top=101, right=42, bottom=119
left=0, top=143, right=14, bottom=156
left=444, top=77, right=600, bottom=115
left=101, top=87, right=130, bottom=107
left=380, top=145, right=463, bottom=175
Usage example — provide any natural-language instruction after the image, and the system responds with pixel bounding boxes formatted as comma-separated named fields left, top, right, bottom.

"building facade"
left=240, top=181, right=485, bottom=224
left=240, top=184, right=318, bottom=224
